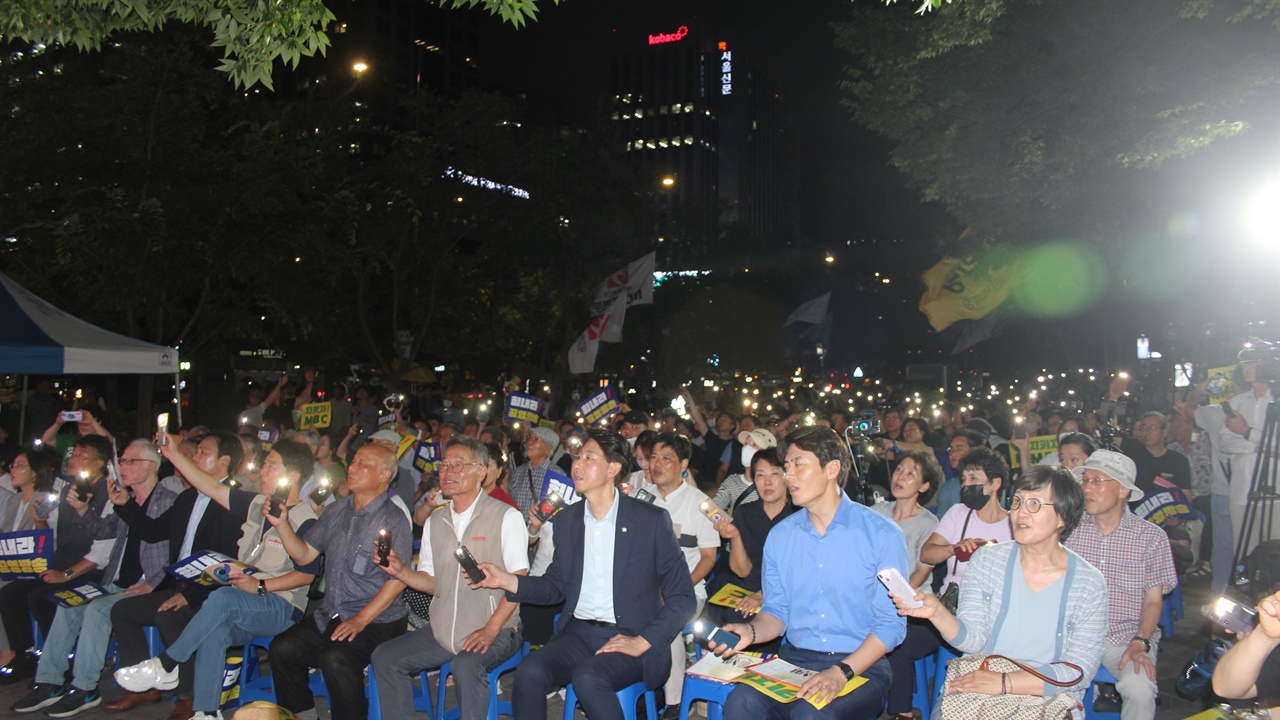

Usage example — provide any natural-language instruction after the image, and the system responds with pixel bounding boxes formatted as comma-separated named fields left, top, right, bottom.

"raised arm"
left=159, top=432, right=230, bottom=509
left=682, top=388, right=710, bottom=437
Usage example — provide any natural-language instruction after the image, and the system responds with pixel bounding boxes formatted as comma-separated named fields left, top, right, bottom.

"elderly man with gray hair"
left=508, top=427, right=561, bottom=518
left=12, top=440, right=176, bottom=717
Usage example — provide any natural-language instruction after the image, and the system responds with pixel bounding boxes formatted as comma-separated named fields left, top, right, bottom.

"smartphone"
left=699, top=500, right=729, bottom=525
left=1204, top=595, right=1257, bottom=634
left=33, top=493, right=59, bottom=519
left=73, top=472, right=94, bottom=502
left=267, top=479, right=290, bottom=517
left=60, top=411, right=83, bottom=423
left=157, top=413, right=170, bottom=446
left=619, top=481, right=633, bottom=496
left=634, top=488, right=658, bottom=504
left=309, top=480, right=332, bottom=506
left=692, top=619, right=741, bottom=649
left=533, top=492, right=564, bottom=523
left=877, top=568, right=924, bottom=609
left=376, top=529, right=392, bottom=567
left=455, top=545, right=484, bottom=585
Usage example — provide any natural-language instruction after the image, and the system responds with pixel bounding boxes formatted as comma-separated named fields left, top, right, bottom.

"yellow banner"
left=299, top=402, right=332, bottom=429
left=396, top=434, right=417, bottom=460
left=919, top=252, right=1021, bottom=331
left=1009, top=434, right=1059, bottom=467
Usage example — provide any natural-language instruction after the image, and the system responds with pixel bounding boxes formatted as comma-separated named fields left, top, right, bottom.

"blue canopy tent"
left=0, top=272, right=181, bottom=439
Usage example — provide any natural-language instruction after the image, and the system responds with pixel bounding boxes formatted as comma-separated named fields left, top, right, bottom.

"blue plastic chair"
left=430, top=643, right=525, bottom=720
left=1082, top=665, right=1121, bottom=720
left=563, top=680, right=657, bottom=720
left=911, top=651, right=937, bottom=718
left=1159, top=584, right=1184, bottom=638
left=237, top=635, right=380, bottom=719
left=678, top=624, right=730, bottom=720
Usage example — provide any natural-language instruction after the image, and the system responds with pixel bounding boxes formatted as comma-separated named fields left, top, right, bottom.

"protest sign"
left=0, top=529, right=53, bottom=580
left=577, top=385, right=620, bottom=426
left=505, top=392, right=545, bottom=425
left=43, top=583, right=109, bottom=608
left=1133, top=479, right=1202, bottom=527
left=1205, top=365, right=1236, bottom=406
left=539, top=468, right=581, bottom=506
left=165, top=551, right=259, bottom=588
left=378, top=413, right=398, bottom=430
left=1008, top=434, right=1059, bottom=467
left=413, top=441, right=442, bottom=473
left=299, top=402, right=332, bottom=429
left=708, top=582, right=755, bottom=609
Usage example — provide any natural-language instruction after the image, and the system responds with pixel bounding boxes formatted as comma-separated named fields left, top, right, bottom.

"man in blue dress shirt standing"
left=712, top=426, right=911, bottom=719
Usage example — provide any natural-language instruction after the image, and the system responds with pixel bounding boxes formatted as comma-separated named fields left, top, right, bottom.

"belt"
left=576, top=617, right=617, bottom=628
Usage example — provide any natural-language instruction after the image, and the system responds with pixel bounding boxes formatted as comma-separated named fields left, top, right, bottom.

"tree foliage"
left=0, top=0, right=560, bottom=89
left=840, top=0, right=1280, bottom=250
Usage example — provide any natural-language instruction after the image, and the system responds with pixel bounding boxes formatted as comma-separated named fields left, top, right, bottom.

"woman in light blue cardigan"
left=893, top=465, right=1108, bottom=712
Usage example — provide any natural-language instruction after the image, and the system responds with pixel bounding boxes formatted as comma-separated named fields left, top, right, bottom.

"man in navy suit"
left=475, top=428, right=696, bottom=720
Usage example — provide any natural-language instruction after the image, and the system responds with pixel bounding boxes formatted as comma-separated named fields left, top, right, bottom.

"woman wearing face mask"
left=711, top=428, right=779, bottom=511
left=921, top=447, right=1014, bottom=596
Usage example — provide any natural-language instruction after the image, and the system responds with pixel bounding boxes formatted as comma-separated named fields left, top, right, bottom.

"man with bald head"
left=266, top=443, right=412, bottom=720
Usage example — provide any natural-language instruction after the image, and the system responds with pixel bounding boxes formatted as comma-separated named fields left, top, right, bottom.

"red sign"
left=648, top=25, right=689, bottom=45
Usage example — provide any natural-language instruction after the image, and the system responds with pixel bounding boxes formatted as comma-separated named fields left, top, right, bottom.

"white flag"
left=590, top=252, right=655, bottom=342
left=783, top=292, right=831, bottom=327
left=568, top=294, right=626, bottom=374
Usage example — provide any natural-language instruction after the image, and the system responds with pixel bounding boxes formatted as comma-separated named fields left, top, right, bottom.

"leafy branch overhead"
left=0, top=0, right=560, bottom=89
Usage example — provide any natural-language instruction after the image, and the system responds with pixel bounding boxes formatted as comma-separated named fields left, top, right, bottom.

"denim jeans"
left=1210, top=493, right=1234, bottom=595
left=722, top=644, right=892, bottom=719
left=163, top=587, right=297, bottom=714
left=35, top=583, right=126, bottom=691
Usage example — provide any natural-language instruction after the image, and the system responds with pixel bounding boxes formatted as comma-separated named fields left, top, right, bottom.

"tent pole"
left=173, top=373, right=182, bottom=427
left=18, top=375, right=28, bottom=444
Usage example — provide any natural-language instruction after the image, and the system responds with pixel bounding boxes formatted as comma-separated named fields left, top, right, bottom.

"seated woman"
left=703, top=448, right=796, bottom=640
left=874, top=450, right=942, bottom=720
left=894, top=465, right=1107, bottom=717
left=921, top=447, right=1014, bottom=597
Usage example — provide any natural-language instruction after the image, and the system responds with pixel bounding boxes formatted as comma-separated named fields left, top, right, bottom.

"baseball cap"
left=1071, top=449, right=1143, bottom=501
left=528, top=426, right=561, bottom=451
left=368, top=430, right=402, bottom=445
left=737, top=428, right=778, bottom=450
left=620, top=410, right=648, bottom=426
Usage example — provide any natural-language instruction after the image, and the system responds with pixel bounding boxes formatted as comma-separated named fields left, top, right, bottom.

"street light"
left=661, top=176, right=675, bottom=187
left=824, top=253, right=834, bottom=264
left=353, top=61, right=369, bottom=74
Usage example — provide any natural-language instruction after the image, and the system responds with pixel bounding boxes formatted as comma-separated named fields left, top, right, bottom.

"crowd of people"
left=0, top=353, right=1271, bottom=720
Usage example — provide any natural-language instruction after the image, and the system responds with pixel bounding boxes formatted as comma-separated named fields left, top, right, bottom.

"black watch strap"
left=257, top=579, right=267, bottom=596
left=837, top=661, right=856, bottom=681
left=1133, top=635, right=1151, bottom=653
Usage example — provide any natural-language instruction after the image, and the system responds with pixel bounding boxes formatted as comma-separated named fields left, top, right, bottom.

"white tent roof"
left=0, top=272, right=179, bottom=375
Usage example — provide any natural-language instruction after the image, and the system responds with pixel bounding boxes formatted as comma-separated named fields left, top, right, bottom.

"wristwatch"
left=257, top=579, right=267, bottom=596
left=836, top=661, right=856, bottom=682
left=1132, top=635, right=1151, bottom=653
left=64, top=568, right=75, bottom=579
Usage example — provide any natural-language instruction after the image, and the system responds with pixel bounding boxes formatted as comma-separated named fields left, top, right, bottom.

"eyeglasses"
left=1078, top=475, right=1114, bottom=486
left=119, top=458, right=155, bottom=466
left=1137, top=424, right=1163, bottom=432
left=1009, top=496, right=1056, bottom=513
left=438, top=461, right=483, bottom=474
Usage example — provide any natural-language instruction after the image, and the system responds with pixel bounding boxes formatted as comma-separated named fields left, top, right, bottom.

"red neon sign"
left=648, top=25, right=689, bottom=45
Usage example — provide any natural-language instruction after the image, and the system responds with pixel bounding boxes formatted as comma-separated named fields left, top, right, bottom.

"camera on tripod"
left=1238, top=338, right=1280, bottom=385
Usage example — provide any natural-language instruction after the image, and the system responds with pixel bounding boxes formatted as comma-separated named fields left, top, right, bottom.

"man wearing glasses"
left=1120, top=412, right=1192, bottom=498
left=509, top=427, right=561, bottom=518
left=1067, top=450, right=1177, bottom=720
left=370, top=436, right=527, bottom=720
left=13, top=440, right=176, bottom=716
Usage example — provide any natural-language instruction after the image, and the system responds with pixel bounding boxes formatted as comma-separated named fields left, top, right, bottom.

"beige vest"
left=429, top=492, right=518, bottom=653
left=237, top=497, right=318, bottom=612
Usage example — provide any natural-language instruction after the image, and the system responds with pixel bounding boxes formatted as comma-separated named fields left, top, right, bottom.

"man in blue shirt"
left=712, top=426, right=910, bottom=719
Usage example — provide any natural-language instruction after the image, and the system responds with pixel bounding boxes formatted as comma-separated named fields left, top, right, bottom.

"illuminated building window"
left=672, top=103, right=682, bottom=112
left=646, top=141, right=656, bottom=149
left=660, top=105, right=669, bottom=114
left=686, top=104, right=694, bottom=113
left=671, top=137, right=681, bottom=146
left=611, top=112, right=619, bottom=120
left=685, top=135, right=694, bottom=144
left=659, top=139, right=669, bottom=148
left=635, top=108, right=644, bottom=118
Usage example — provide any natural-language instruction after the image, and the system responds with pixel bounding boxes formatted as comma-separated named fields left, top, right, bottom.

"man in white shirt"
left=628, top=432, right=717, bottom=718
left=1219, top=356, right=1276, bottom=558
left=371, top=437, right=527, bottom=720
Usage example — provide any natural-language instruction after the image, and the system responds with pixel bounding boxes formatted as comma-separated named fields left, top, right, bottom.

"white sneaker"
left=190, top=712, right=223, bottom=720
left=113, top=657, right=179, bottom=693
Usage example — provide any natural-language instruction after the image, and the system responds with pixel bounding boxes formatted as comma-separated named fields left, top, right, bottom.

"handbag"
left=938, top=654, right=1084, bottom=720
left=938, top=510, right=973, bottom=614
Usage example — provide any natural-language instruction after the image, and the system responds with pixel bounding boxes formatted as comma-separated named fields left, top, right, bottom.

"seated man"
left=1066, top=450, right=1177, bottom=720
left=626, top=432, right=717, bottom=717
left=1212, top=588, right=1280, bottom=707
left=265, top=443, right=411, bottom=720
left=12, top=440, right=175, bottom=717
left=475, top=429, right=696, bottom=720
left=712, top=426, right=909, bottom=719
left=114, top=439, right=322, bottom=720
left=371, top=437, right=527, bottom=719
left=106, top=431, right=246, bottom=717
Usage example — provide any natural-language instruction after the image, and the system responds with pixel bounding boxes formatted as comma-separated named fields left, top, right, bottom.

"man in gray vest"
left=371, top=436, right=527, bottom=720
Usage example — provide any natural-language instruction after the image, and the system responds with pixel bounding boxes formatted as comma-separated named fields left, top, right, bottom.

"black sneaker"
left=10, top=683, right=64, bottom=713
left=42, top=686, right=100, bottom=718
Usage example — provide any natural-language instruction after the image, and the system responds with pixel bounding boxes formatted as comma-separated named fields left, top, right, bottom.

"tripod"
left=1231, top=401, right=1279, bottom=574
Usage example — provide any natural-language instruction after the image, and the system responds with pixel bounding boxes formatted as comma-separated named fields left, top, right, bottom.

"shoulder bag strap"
left=951, top=510, right=974, bottom=577
left=978, top=654, right=1085, bottom=687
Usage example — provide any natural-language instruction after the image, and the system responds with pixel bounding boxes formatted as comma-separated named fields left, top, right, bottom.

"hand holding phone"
left=634, top=488, right=658, bottom=504
left=376, top=529, right=392, bottom=568
left=455, top=545, right=484, bottom=585
left=699, top=500, right=729, bottom=525
left=60, top=411, right=83, bottom=423
left=877, top=568, right=923, bottom=609
left=692, top=619, right=742, bottom=649
left=533, top=492, right=564, bottom=523
left=156, top=413, right=170, bottom=446
left=267, top=479, right=291, bottom=517
left=1204, top=595, right=1257, bottom=634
